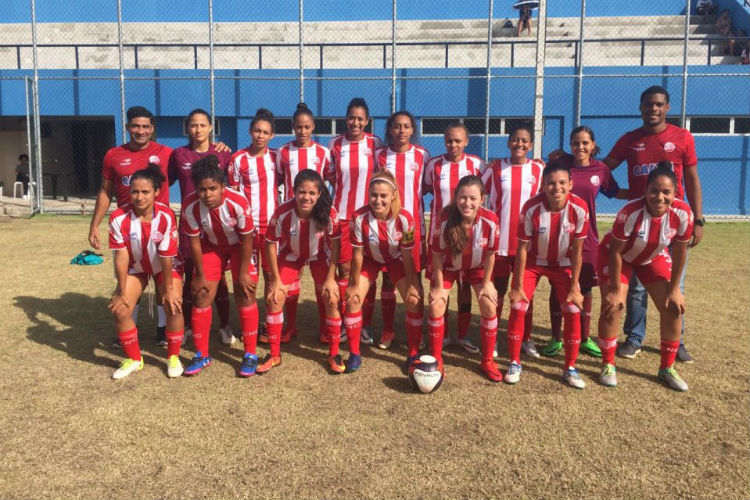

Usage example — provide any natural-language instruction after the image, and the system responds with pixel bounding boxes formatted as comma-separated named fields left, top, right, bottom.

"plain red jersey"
left=604, top=197, right=693, bottom=266
left=108, top=201, right=178, bottom=275
left=276, top=141, right=331, bottom=200
left=375, top=144, right=430, bottom=237
left=181, top=189, right=255, bottom=247
left=517, top=192, right=589, bottom=267
left=266, top=199, right=341, bottom=264
left=481, top=157, right=544, bottom=256
left=327, top=133, right=384, bottom=220
left=423, top=153, right=486, bottom=235
left=350, top=206, right=416, bottom=264
left=607, top=123, right=697, bottom=200
left=102, top=142, right=172, bottom=208
left=432, top=206, right=499, bottom=272
left=227, top=147, right=279, bottom=230
left=168, top=145, right=231, bottom=201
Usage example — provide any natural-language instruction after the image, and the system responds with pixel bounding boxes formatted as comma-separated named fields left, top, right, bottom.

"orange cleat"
left=256, top=354, right=282, bottom=374
left=480, top=360, right=503, bottom=382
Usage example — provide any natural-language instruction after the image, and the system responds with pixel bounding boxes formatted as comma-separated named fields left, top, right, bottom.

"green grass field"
left=1, top=216, right=749, bottom=500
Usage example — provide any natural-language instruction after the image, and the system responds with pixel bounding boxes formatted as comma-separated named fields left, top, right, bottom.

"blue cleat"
left=184, top=351, right=212, bottom=376
left=238, top=353, right=258, bottom=377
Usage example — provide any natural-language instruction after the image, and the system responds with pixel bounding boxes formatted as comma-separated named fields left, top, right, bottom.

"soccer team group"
left=88, top=84, right=704, bottom=391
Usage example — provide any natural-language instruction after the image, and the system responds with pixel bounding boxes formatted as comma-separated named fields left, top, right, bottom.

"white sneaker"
left=182, top=328, right=193, bottom=347
left=112, top=358, right=144, bottom=380
left=521, top=340, right=540, bottom=359
left=458, top=337, right=480, bottom=354
left=167, top=355, right=184, bottom=378
left=219, top=327, right=236, bottom=346
left=504, top=361, right=522, bottom=384
left=563, top=367, right=586, bottom=389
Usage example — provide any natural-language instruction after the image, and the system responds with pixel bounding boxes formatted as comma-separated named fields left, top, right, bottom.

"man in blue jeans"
left=603, top=86, right=705, bottom=363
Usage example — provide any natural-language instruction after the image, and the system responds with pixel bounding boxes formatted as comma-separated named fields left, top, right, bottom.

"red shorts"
left=129, top=267, right=183, bottom=287
left=493, top=255, right=516, bottom=278
left=199, top=241, right=259, bottom=283
left=432, top=267, right=485, bottom=289
left=278, top=258, right=331, bottom=286
left=338, top=219, right=353, bottom=264
left=519, top=264, right=576, bottom=307
left=361, top=257, right=408, bottom=285
left=255, top=227, right=272, bottom=274
left=597, top=243, right=671, bottom=286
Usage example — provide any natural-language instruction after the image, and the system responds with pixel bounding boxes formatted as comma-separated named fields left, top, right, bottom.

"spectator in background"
left=517, top=5, right=532, bottom=37
left=741, top=33, right=750, bottom=64
left=696, top=0, right=717, bottom=21
left=715, top=9, right=733, bottom=54
left=15, top=154, right=30, bottom=195
left=731, top=29, right=748, bottom=59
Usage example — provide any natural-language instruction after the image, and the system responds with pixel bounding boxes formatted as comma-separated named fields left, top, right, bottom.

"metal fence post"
left=680, top=0, right=691, bottom=128
left=209, top=0, right=216, bottom=139
left=484, top=0, right=494, bottom=162
left=299, top=0, right=304, bottom=103
left=574, top=0, right=586, bottom=128
left=30, top=0, right=43, bottom=213
left=532, top=0, right=547, bottom=158
left=391, top=0, right=397, bottom=114
left=116, top=0, right=127, bottom=144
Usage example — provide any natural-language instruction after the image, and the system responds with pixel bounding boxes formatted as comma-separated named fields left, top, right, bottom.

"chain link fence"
left=0, top=0, right=748, bottom=216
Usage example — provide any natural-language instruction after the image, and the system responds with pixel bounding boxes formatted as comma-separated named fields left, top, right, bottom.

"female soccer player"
left=542, top=126, right=626, bottom=358
left=504, top=162, right=589, bottom=389
left=169, top=108, right=234, bottom=346
left=596, top=163, right=693, bottom=391
left=182, top=156, right=260, bottom=377
left=423, top=121, right=486, bottom=354
left=374, top=110, right=430, bottom=350
left=327, top=97, right=384, bottom=345
left=428, top=175, right=502, bottom=381
left=342, top=170, right=423, bottom=373
left=481, top=125, right=543, bottom=358
left=260, top=170, right=342, bottom=374
left=276, top=103, right=332, bottom=342
left=108, top=164, right=184, bottom=379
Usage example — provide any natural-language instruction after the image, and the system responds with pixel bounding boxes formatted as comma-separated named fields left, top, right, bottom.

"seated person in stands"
left=715, top=9, right=733, bottom=54
left=731, top=29, right=748, bottom=58
left=696, top=0, right=717, bottom=20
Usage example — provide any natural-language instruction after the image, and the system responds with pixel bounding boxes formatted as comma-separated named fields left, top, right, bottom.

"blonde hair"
left=370, top=169, right=402, bottom=217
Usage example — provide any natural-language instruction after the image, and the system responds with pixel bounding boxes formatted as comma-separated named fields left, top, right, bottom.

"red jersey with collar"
left=108, top=201, right=178, bottom=275
left=181, top=189, right=255, bottom=247
left=327, top=133, right=384, bottom=220
left=102, top=142, right=172, bottom=208
left=481, top=157, right=544, bottom=256
left=517, top=192, right=589, bottom=267
left=607, top=123, right=697, bottom=200
left=227, top=147, right=279, bottom=229
left=432, top=206, right=499, bottom=272
left=603, top=197, right=693, bottom=265
left=375, top=144, right=430, bottom=235
left=350, top=206, right=416, bottom=264
left=276, top=141, right=331, bottom=200
left=424, top=153, right=486, bottom=234
left=265, top=199, right=341, bottom=263
left=168, top=145, right=231, bottom=201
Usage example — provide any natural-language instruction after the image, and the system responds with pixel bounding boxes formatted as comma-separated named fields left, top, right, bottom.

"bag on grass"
left=70, top=250, right=104, bottom=266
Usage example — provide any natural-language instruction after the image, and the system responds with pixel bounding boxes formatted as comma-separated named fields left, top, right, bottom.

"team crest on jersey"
left=478, top=237, right=488, bottom=247
left=313, top=157, right=321, bottom=166
left=363, top=147, right=372, bottom=156
left=368, top=234, right=378, bottom=242
left=149, top=155, right=161, bottom=164
left=228, top=217, right=237, bottom=227
left=617, top=212, right=628, bottom=222
left=563, top=223, right=574, bottom=233
left=590, top=175, right=601, bottom=186
left=122, top=175, right=132, bottom=186
left=409, top=162, right=420, bottom=171
left=129, top=231, right=139, bottom=240
left=152, top=231, right=164, bottom=243
left=528, top=175, right=537, bottom=185
left=663, top=142, right=676, bottom=153
left=393, top=231, right=403, bottom=240
left=667, top=228, right=677, bottom=238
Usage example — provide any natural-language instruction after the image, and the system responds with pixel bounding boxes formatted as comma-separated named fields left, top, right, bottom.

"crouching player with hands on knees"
left=596, top=163, right=693, bottom=391
left=181, top=156, right=260, bottom=377
left=427, top=175, right=502, bottom=381
left=505, top=162, right=589, bottom=388
left=108, top=164, right=184, bottom=379
left=262, top=170, right=342, bottom=374
left=343, top=170, right=422, bottom=373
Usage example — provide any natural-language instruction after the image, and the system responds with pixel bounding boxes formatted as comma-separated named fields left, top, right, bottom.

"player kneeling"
left=596, top=163, right=693, bottom=391
left=428, top=175, right=502, bottom=381
left=109, top=164, right=184, bottom=379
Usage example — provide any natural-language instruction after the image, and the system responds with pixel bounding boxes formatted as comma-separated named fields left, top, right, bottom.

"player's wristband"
left=694, top=217, right=706, bottom=226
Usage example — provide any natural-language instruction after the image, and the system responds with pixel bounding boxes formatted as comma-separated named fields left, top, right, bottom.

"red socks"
left=598, top=336, right=617, bottom=365
left=215, top=278, right=231, bottom=328
left=191, top=305, right=212, bottom=355
left=165, top=330, right=183, bottom=357
left=405, top=310, right=423, bottom=357
left=239, top=303, right=259, bottom=355
left=265, top=310, right=284, bottom=357
left=660, top=339, right=680, bottom=369
left=507, top=300, right=528, bottom=363
left=382, top=288, right=396, bottom=332
left=345, top=311, right=363, bottom=355
left=562, top=304, right=581, bottom=369
left=362, top=284, right=376, bottom=327
left=480, top=315, right=498, bottom=363
left=118, top=327, right=141, bottom=361
left=428, top=315, right=445, bottom=362
left=326, top=316, right=342, bottom=357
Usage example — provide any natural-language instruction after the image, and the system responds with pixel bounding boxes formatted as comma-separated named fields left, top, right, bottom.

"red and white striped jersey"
left=266, top=199, right=341, bottom=263
left=351, top=205, right=416, bottom=265
left=276, top=141, right=331, bottom=200
left=227, top=147, right=279, bottom=230
left=432, top=206, right=499, bottom=272
left=375, top=144, right=430, bottom=235
left=605, top=197, right=693, bottom=266
left=109, top=202, right=178, bottom=275
left=181, top=189, right=255, bottom=247
left=423, top=153, right=486, bottom=234
left=327, top=133, right=384, bottom=220
left=517, top=192, right=589, bottom=267
left=481, top=157, right=544, bottom=256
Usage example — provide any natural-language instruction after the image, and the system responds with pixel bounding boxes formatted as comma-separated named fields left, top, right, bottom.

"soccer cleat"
left=156, top=326, right=167, bottom=346
left=616, top=341, right=641, bottom=359
left=184, top=352, right=212, bottom=376
left=480, top=360, right=503, bottom=382
left=280, top=327, right=297, bottom=344
left=521, top=340, right=540, bottom=359
left=504, top=362, right=522, bottom=384
left=181, top=328, right=192, bottom=347
left=238, top=353, right=259, bottom=377
left=580, top=337, right=602, bottom=357
left=459, top=337, right=480, bottom=354
left=360, top=326, right=375, bottom=345
left=563, top=367, right=586, bottom=389
left=541, top=339, right=563, bottom=357
left=256, top=354, right=282, bottom=374
left=378, top=330, right=395, bottom=350
left=658, top=366, right=689, bottom=392
left=345, top=354, right=362, bottom=373
left=167, top=355, right=184, bottom=378
left=599, top=363, right=618, bottom=387
left=219, top=327, right=236, bottom=346
left=112, top=358, right=144, bottom=380
left=676, top=344, right=693, bottom=364
left=328, top=354, right=346, bottom=374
